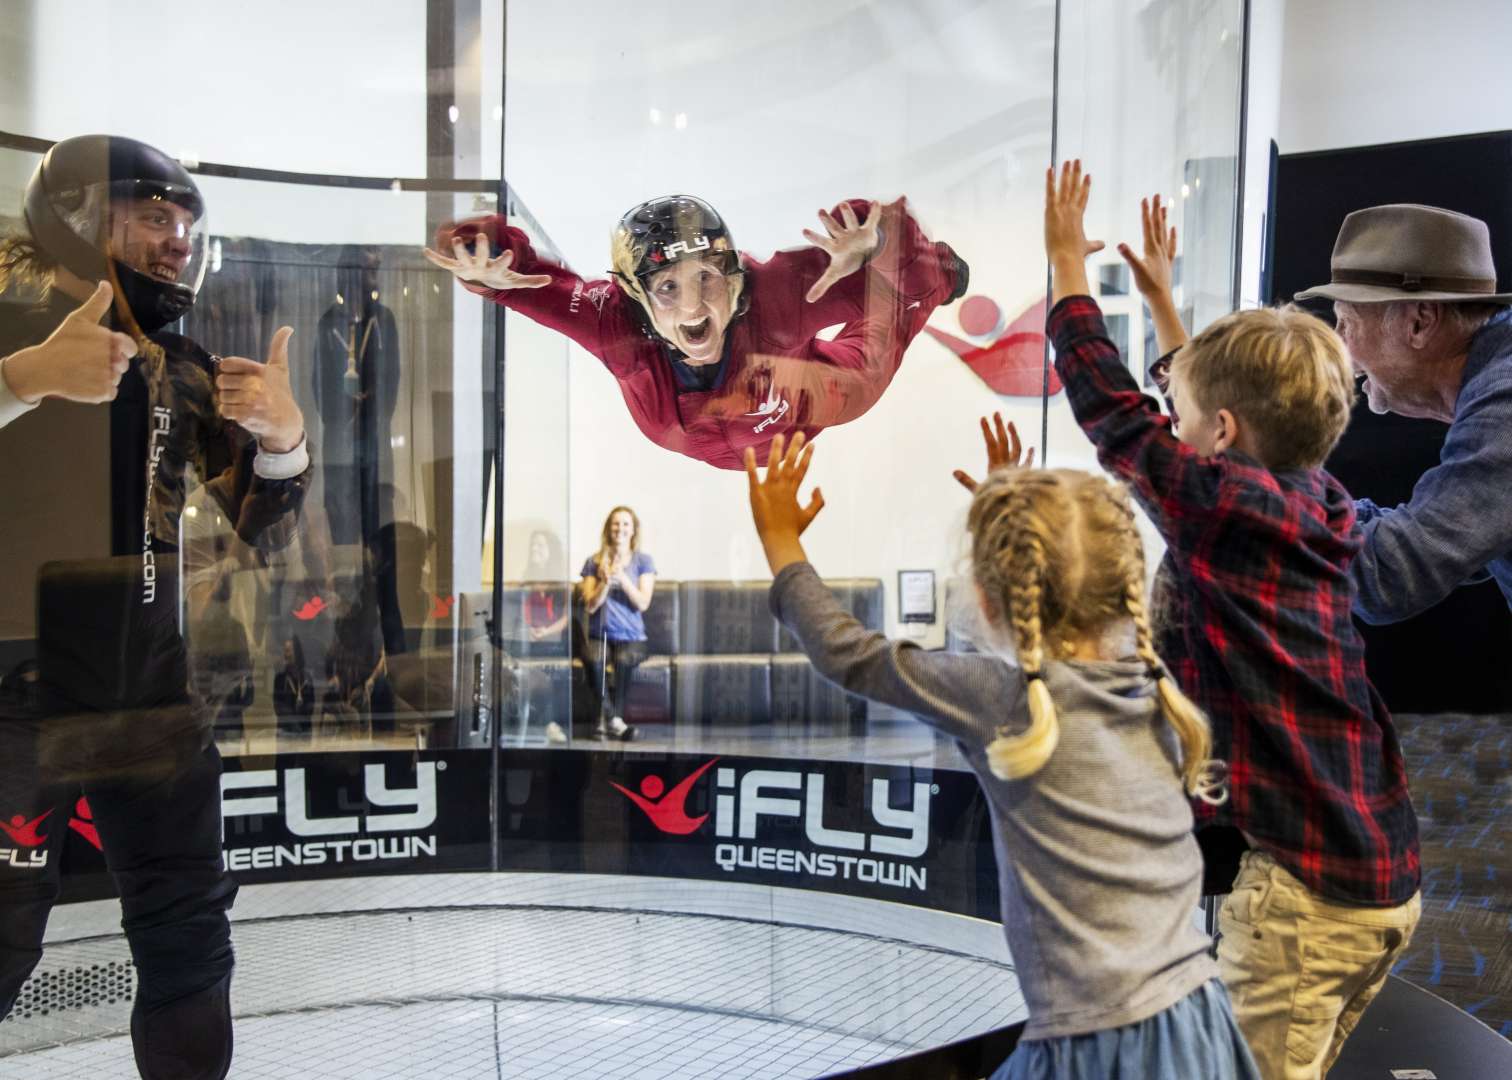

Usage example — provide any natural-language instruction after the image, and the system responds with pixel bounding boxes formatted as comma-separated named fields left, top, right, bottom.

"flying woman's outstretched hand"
left=423, top=230, right=551, bottom=290
left=745, top=432, right=826, bottom=575
left=803, top=201, right=883, bottom=303
left=954, top=411, right=1034, bottom=493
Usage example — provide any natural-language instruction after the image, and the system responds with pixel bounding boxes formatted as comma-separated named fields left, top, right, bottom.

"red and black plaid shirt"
left=1049, top=296, right=1419, bottom=906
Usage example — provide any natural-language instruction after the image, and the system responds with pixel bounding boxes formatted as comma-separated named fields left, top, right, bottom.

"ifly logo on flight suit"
left=220, top=763, right=442, bottom=872
left=612, top=759, right=934, bottom=892
left=0, top=811, right=52, bottom=869
left=141, top=406, right=172, bottom=604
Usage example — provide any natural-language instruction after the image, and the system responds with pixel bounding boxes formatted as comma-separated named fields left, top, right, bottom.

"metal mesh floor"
left=2, top=875, right=1025, bottom=1079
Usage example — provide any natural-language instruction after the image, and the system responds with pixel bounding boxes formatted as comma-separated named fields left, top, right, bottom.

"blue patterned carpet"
left=1392, top=713, right=1512, bottom=1038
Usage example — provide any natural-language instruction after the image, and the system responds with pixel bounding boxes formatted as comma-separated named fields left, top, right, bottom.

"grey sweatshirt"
left=771, top=562, right=1218, bottom=1041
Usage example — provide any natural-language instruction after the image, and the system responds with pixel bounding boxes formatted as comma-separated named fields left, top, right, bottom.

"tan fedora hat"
left=1295, top=203, right=1512, bottom=305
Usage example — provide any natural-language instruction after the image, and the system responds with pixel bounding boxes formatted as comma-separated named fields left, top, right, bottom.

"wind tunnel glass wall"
left=1, top=1, right=1248, bottom=1077
left=0, top=0, right=515, bottom=892
left=1046, top=0, right=1245, bottom=479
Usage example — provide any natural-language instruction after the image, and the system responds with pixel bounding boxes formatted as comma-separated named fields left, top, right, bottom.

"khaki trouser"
left=1217, top=850, right=1421, bottom=1079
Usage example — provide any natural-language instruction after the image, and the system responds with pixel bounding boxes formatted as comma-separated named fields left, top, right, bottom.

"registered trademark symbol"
left=436, top=761, right=448, bottom=771
left=930, top=784, right=939, bottom=795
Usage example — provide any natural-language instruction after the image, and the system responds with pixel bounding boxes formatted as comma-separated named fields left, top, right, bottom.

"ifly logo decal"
left=612, top=760, right=934, bottom=892
left=69, top=797, right=102, bottom=851
left=0, top=810, right=50, bottom=847
left=925, top=295, right=1057, bottom=398
left=664, top=236, right=711, bottom=259
left=220, top=762, right=442, bottom=872
left=2, top=801, right=103, bottom=869
left=745, top=377, right=791, bottom=434
left=570, top=280, right=614, bottom=316
left=611, top=758, right=718, bottom=835
left=293, top=596, right=327, bottom=621
left=1, top=810, right=51, bottom=869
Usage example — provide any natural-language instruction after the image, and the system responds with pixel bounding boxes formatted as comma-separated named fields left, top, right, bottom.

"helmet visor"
left=52, top=178, right=209, bottom=299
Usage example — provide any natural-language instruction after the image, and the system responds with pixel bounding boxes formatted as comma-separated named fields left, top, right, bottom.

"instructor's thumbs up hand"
left=215, top=326, right=305, bottom=452
left=1, top=281, right=137, bottom=405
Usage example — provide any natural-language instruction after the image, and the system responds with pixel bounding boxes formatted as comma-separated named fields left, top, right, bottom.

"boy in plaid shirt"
left=1042, top=161, right=1420, bottom=1079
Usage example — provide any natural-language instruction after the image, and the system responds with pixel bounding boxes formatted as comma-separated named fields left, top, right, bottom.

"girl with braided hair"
left=746, top=419, right=1253, bottom=1079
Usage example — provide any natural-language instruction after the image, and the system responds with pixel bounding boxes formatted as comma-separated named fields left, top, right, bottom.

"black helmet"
left=24, top=134, right=208, bottom=334
left=613, top=195, right=739, bottom=282
left=611, top=195, right=745, bottom=332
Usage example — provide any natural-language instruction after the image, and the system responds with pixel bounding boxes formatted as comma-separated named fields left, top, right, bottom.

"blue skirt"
left=991, top=980, right=1260, bottom=1080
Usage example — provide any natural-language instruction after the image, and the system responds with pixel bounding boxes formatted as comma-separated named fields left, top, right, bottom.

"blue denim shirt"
left=1353, top=307, right=1512, bottom=623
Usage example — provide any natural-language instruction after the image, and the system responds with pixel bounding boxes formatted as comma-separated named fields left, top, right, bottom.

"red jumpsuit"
left=439, top=199, right=960, bottom=470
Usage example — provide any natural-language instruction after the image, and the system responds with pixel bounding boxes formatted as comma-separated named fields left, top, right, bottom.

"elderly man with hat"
left=1297, top=204, right=1512, bottom=624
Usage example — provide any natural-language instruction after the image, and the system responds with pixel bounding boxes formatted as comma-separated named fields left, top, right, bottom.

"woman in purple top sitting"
left=579, top=506, right=657, bottom=741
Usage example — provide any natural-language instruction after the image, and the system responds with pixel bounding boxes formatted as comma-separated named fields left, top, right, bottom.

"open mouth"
left=147, top=263, right=180, bottom=283
left=680, top=316, right=712, bottom=348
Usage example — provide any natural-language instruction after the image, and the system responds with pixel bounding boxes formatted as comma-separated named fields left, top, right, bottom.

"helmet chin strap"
left=101, top=242, right=168, bottom=367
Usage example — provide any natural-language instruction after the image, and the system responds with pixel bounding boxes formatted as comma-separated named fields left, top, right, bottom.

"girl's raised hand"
left=954, top=412, right=1034, bottom=493
left=745, top=433, right=826, bottom=574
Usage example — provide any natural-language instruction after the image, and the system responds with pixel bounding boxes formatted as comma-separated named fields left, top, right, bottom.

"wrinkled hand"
left=1044, top=160, right=1105, bottom=265
left=803, top=201, right=882, bottom=303
left=745, top=432, right=826, bottom=548
left=422, top=235, right=551, bottom=290
left=954, top=412, right=1034, bottom=492
left=216, top=327, right=305, bottom=453
left=1118, top=194, right=1178, bottom=299
left=2, top=281, right=137, bottom=404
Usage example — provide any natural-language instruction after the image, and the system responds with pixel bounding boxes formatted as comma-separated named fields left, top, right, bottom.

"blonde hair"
left=1171, top=306, right=1354, bottom=471
left=968, top=468, right=1223, bottom=801
left=610, top=226, right=744, bottom=328
left=0, top=234, right=57, bottom=296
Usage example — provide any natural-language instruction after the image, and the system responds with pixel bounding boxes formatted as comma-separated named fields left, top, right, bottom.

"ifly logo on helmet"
left=221, top=763, right=442, bottom=872
left=663, top=236, right=711, bottom=260
left=612, top=759, right=933, bottom=892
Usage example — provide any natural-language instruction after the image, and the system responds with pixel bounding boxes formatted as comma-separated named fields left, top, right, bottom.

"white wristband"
left=253, top=431, right=310, bottom=480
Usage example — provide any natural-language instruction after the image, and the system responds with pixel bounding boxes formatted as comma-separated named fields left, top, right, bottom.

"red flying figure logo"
left=430, top=594, right=457, bottom=620
left=925, top=295, right=1060, bottom=398
left=0, top=810, right=52, bottom=848
left=610, top=758, right=719, bottom=836
left=69, top=797, right=102, bottom=851
left=294, top=596, right=327, bottom=621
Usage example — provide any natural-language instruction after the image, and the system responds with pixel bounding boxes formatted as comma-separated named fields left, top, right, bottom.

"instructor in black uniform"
left=0, top=135, right=309, bottom=1080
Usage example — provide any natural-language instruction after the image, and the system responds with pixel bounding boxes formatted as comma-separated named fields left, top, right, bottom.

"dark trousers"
left=580, top=639, right=648, bottom=725
left=0, top=737, right=237, bottom=1022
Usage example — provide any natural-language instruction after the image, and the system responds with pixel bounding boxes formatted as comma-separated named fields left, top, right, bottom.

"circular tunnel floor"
left=1, top=874, right=1026, bottom=1079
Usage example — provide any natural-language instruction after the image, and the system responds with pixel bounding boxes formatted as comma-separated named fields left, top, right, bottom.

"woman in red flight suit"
left=424, top=195, right=967, bottom=470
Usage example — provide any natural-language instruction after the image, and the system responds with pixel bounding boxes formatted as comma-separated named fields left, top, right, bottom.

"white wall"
left=24, top=0, right=431, bottom=244
left=1277, top=0, right=1512, bottom=154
